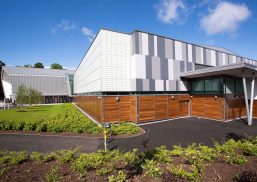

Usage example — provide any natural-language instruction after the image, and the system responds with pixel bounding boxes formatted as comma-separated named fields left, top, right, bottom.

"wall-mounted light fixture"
left=116, top=96, right=120, bottom=102
left=214, top=95, right=218, bottom=99
left=171, top=95, right=175, bottom=100
left=97, top=96, right=102, bottom=99
left=190, top=95, right=193, bottom=98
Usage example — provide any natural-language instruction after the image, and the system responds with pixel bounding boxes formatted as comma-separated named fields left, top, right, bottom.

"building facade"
left=1, top=66, right=75, bottom=104
left=73, top=29, right=257, bottom=124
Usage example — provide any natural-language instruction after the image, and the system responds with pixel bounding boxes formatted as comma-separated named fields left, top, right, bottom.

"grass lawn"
left=0, top=105, right=61, bottom=122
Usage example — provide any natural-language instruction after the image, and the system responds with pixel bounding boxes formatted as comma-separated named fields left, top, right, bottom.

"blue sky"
left=0, top=0, right=257, bottom=69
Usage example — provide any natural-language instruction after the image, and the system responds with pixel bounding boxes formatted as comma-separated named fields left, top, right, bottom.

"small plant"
left=142, top=159, right=162, bottom=178
left=154, top=145, right=173, bottom=163
left=170, top=145, right=183, bottom=156
left=45, top=165, right=61, bottom=182
left=96, top=167, right=114, bottom=176
left=123, top=149, right=138, bottom=166
left=167, top=165, right=187, bottom=179
left=110, top=122, right=139, bottom=135
left=108, top=170, right=127, bottom=182
left=223, top=152, right=247, bottom=165
left=56, top=147, right=80, bottom=163
left=43, top=153, right=56, bottom=163
left=30, top=152, right=44, bottom=162
left=0, top=151, right=28, bottom=164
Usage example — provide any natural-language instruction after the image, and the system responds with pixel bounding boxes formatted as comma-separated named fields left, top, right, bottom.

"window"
left=192, top=78, right=222, bottom=94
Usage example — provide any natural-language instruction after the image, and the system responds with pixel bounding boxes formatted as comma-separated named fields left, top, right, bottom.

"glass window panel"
left=225, top=78, right=235, bottom=94
left=236, top=79, right=243, bottom=94
left=211, top=79, right=220, bottom=91
left=192, top=80, right=204, bottom=92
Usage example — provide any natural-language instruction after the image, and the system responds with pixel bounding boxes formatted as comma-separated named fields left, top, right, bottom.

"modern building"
left=1, top=66, right=75, bottom=104
left=74, top=29, right=257, bottom=125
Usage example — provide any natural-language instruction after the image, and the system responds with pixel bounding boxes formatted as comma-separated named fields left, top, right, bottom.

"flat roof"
left=2, top=66, right=75, bottom=76
left=180, top=63, right=257, bottom=79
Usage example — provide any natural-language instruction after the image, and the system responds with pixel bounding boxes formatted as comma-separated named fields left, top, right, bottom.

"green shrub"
left=36, top=121, right=48, bottom=132
left=167, top=164, right=201, bottom=182
left=55, top=148, right=80, bottom=163
left=96, top=167, right=114, bottom=176
left=24, top=121, right=37, bottom=131
left=45, top=165, right=61, bottom=182
left=108, top=170, right=127, bottom=182
left=154, top=145, right=173, bottom=163
left=142, top=160, right=162, bottom=178
left=0, top=151, right=28, bottom=164
left=110, top=122, right=139, bottom=135
left=73, top=150, right=121, bottom=175
left=123, top=149, right=139, bottom=166
left=224, top=153, right=247, bottom=165
left=43, top=153, right=57, bottom=163
left=170, top=145, right=183, bottom=156
left=13, top=120, right=25, bottom=130
left=198, top=145, right=218, bottom=162
left=30, top=152, right=44, bottom=162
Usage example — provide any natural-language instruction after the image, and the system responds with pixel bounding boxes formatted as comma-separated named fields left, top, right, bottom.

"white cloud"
left=155, top=0, right=187, bottom=24
left=52, top=20, right=76, bottom=33
left=81, top=27, right=96, bottom=42
left=200, top=1, right=251, bottom=35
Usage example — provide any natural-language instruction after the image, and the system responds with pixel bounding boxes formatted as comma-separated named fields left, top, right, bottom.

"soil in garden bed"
left=1, top=156, right=257, bottom=182
left=0, top=161, right=81, bottom=182
left=201, top=156, right=257, bottom=182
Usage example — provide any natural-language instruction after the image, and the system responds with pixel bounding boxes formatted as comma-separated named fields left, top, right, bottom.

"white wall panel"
left=175, top=41, right=182, bottom=61
left=155, top=80, right=163, bottom=91
left=187, top=44, right=193, bottom=62
left=141, top=33, right=149, bottom=55
left=210, top=50, right=216, bottom=66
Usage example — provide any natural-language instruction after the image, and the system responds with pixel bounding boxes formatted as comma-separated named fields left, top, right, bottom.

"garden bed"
left=1, top=137, right=257, bottom=182
left=0, top=103, right=141, bottom=136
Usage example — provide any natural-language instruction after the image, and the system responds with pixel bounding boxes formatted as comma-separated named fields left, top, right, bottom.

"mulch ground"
left=1, top=156, right=257, bottom=182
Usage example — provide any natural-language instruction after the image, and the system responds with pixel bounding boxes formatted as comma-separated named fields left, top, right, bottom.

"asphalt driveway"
left=1, top=117, right=257, bottom=153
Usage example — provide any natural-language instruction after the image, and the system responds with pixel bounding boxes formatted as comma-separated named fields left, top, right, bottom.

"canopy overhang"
left=180, top=62, right=257, bottom=126
left=180, top=63, right=257, bottom=79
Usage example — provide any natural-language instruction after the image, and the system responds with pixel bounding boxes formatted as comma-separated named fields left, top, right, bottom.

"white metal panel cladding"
left=9, top=75, right=69, bottom=96
left=74, top=29, right=256, bottom=93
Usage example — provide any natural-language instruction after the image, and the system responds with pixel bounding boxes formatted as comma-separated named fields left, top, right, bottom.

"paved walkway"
left=1, top=117, right=257, bottom=153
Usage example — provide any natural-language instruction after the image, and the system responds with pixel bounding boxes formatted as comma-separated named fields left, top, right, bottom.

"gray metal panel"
left=148, top=34, right=155, bottom=56
left=203, top=48, right=207, bottom=65
left=205, top=49, right=211, bottom=65
left=195, top=46, right=202, bottom=64
left=131, top=32, right=139, bottom=55
left=138, top=32, right=142, bottom=54
left=180, top=61, right=185, bottom=73
left=157, top=36, right=165, bottom=58
left=165, top=39, right=174, bottom=59
left=182, top=43, right=187, bottom=61
left=145, top=56, right=152, bottom=79
left=192, top=45, right=196, bottom=63
left=136, top=79, right=143, bottom=91
left=160, top=58, right=168, bottom=80
left=152, top=57, right=161, bottom=79
left=149, top=79, right=155, bottom=91
left=142, top=79, right=149, bottom=91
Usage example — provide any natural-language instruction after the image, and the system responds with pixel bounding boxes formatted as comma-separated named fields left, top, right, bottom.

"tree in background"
left=28, top=88, right=42, bottom=105
left=24, top=64, right=33, bottom=68
left=16, top=84, right=28, bottom=111
left=34, top=62, right=44, bottom=68
left=51, top=63, right=63, bottom=70
left=16, top=84, right=42, bottom=110
left=0, top=60, right=5, bottom=67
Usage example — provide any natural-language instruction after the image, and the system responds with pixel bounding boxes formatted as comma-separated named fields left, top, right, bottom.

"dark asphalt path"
left=0, top=134, right=102, bottom=153
left=1, top=117, right=257, bottom=153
